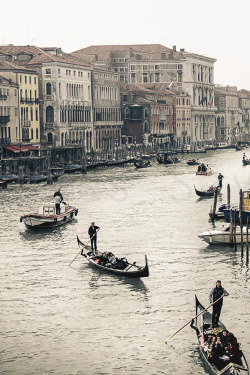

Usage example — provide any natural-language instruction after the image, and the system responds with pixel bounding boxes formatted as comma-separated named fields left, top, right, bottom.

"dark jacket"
left=209, top=286, right=229, bottom=303
left=54, top=191, right=63, bottom=202
left=88, top=225, right=100, bottom=237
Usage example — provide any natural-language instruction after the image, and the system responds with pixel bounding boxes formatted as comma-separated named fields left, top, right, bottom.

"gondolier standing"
left=88, top=222, right=100, bottom=252
left=218, top=173, right=224, bottom=187
left=209, top=280, right=229, bottom=328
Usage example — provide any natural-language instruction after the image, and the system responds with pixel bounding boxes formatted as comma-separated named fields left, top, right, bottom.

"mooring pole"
left=239, top=189, right=244, bottom=257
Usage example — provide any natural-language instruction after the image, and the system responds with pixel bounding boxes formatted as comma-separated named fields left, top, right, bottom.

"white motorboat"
left=198, top=225, right=248, bottom=245
left=20, top=202, right=78, bottom=229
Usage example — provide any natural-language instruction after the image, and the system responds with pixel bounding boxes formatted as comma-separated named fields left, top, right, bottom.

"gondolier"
left=218, top=173, right=224, bottom=187
left=88, top=222, right=100, bottom=252
left=209, top=280, right=229, bottom=328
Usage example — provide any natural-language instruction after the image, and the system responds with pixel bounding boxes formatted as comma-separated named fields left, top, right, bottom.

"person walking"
left=218, top=173, right=224, bottom=187
left=88, top=222, right=100, bottom=252
left=209, top=280, right=229, bottom=328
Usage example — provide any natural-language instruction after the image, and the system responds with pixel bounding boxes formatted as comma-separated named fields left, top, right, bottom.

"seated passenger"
left=204, top=336, right=215, bottom=362
left=225, top=333, right=242, bottom=365
left=198, top=165, right=202, bottom=172
left=212, top=336, right=227, bottom=370
left=107, top=252, right=117, bottom=268
left=220, top=330, right=229, bottom=347
left=99, top=252, right=108, bottom=266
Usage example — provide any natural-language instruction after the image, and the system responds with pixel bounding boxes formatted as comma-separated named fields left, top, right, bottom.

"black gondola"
left=187, top=159, right=199, bottom=166
left=195, top=185, right=221, bottom=197
left=156, top=155, right=180, bottom=164
left=242, top=159, right=250, bottom=166
left=77, top=236, right=149, bottom=278
left=134, top=160, right=152, bottom=168
left=193, top=296, right=249, bottom=375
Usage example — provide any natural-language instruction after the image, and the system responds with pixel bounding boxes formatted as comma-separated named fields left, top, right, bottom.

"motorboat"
left=198, top=225, right=248, bottom=245
left=20, top=202, right=78, bottom=229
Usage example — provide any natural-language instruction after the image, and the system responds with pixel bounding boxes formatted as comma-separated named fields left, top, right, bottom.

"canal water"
left=0, top=149, right=249, bottom=375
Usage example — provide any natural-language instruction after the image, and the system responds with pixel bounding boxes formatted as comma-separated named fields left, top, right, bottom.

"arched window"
left=46, top=106, right=54, bottom=123
left=143, top=121, right=150, bottom=133
left=144, top=107, right=149, bottom=118
left=36, top=128, right=39, bottom=139
left=61, top=132, right=64, bottom=146
left=35, top=108, right=38, bottom=121
left=46, top=82, right=52, bottom=96
left=31, top=128, right=34, bottom=139
left=30, top=107, right=33, bottom=121
left=125, top=107, right=130, bottom=119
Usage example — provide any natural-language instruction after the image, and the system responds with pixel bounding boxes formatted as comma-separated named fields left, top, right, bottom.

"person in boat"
left=209, top=280, right=229, bottom=328
left=106, top=252, right=117, bottom=268
left=198, top=164, right=202, bottom=172
left=99, top=252, right=108, bottom=266
left=225, top=333, right=242, bottom=365
left=54, top=188, right=64, bottom=202
left=218, top=173, right=224, bottom=187
left=211, top=336, right=227, bottom=369
left=88, top=222, right=100, bottom=252
left=220, top=329, right=229, bottom=347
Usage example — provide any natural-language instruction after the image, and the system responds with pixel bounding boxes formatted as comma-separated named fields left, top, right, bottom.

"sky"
left=1, top=0, right=250, bottom=90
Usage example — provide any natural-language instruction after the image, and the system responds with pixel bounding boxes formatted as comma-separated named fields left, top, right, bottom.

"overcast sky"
left=1, top=0, right=249, bottom=90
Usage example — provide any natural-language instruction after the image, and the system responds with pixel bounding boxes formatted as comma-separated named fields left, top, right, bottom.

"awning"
left=4, top=145, right=39, bottom=153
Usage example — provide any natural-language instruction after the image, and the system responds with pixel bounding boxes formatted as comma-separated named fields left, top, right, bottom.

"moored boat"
left=187, top=159, right=199, bottom=166
left=193, top=296, right=249, bottom=375
left=20, top=202, right=78, bottom=229
left=1, top=174, right=18, bottom=183
left=24, top=174, right=47, bottom=184
left=195, top=185, right=221, bottom=197
left=77, top=236, right=149, bottom=278
left=0, top=180, right=7, bottom=188
left=134, top=159, right=152, bottom=168
left=64, top=163, right=82, bottom=173
left=198, top=225, right=249, bottom=245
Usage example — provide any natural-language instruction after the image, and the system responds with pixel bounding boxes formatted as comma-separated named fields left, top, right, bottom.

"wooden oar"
left=69, top=232, right=98, bottom=266
left=165, top=295, right=224, bottom=344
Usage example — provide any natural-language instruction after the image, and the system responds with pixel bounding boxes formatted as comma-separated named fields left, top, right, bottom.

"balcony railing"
left=0, top=115, right=10, bottom=123
left=0, top=137, right=11, bottom=145
left=44, top=122, right=56, bottom=130
left=0, top=94, right=7, bottom=100
left=20, top=97, right=37, bottom=104
left=21, top=120, right=31, bottom=127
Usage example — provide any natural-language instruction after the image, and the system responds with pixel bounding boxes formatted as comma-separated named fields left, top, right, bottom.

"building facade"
left=0, top=76, right=19, bottom=145
left=92, top=68, right=123, bottom=152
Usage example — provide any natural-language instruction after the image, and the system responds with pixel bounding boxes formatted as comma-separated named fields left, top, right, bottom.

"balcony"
left=44, top=122, right=56, bottom=130
left=0, top=94, right=7, bottom=100
left=0, top=115, right=10, bottom=123
left=21, top=120, right=31, bottom=127
left=0, top=137, right=11, bottom=145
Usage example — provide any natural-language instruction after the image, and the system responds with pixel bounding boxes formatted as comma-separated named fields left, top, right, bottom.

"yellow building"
left=0, top=59, right=40, bottom=144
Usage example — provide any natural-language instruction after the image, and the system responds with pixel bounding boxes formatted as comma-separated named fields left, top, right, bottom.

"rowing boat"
left=193, top=296, right=249, bottom=375
left=195, top=186, right=221, bottom=197
left=77, top=236, right=149, bottom=278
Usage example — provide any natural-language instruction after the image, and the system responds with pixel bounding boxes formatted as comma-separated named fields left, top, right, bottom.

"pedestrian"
left=88, top=222, right=100, bottom=252
left=218, top=173, right=224, bottom=187
left=53, top=188, right=63, bottom=202
left=209, top=280, right=229, bottom=328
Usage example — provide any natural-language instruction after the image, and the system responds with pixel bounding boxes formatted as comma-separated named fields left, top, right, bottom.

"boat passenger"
left=99, top=252, right=108, bottom=266
left=198, top=165, right=202, bottom=172
left=220, top=329, right=229, bottom=347
left=225, top=333, right=242, bottom=365
left=212, top=336, right=226, bottom=369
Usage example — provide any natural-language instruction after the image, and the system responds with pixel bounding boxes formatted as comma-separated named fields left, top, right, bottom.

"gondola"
left=134, top=160, right=152, bottom=168
left=86, top=161, right=108, bottom=170
left=64, top=163, right=82, bottom=173
left=24, top=174, right=47, bottom=184
left=193, top=296, right=249, bottom=375
left=195, top=185, right=221, bottom=197
left=156, top=156, right=180, bottom=164
left=187, top=159, right=199, bottom=166
left=76, top=236, right=149, bottom=278
left=242, top=159, right=250, bottom=166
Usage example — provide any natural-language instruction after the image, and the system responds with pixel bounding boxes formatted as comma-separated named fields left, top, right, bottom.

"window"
left=7, top=89, right=9, bottom=96
left=46, top=106, right=54, bottom=123
left=142, top=73, right=148, bottom=83
left=177, top=64, right=183, bottom=69
left=66, top=70, right=68, bottom=75
left=155, top=65, right=160, bottom=70
left=45, top=68, right=51, bottom=74
left=155, top=73, right=160, bottom=82
left=25, top=76, right=27, bottom=83
left=143, top=65, right=147, bottom=71
left=34, top=77, right=37, bottom=84
left=46, top=82, right=52, bottom=95
left=31, top=128, right=34, bottom=139
left=36, top=128, right=39, bottom=139
left=30, top=107, right=33, bottom=121
left=74, top=70, right=76, bottom=76
left=69, top=70, right=71, bottom=75
left=131, top=73, right=136, bottom=83
left=58, top=69, right=61, bottom=74
left=35, top=108, right=38, bottom=121
left=29, top=76, right=31, bottom=84
left=120, top=75, right=124, bottom=82
left=20, top=75, right=22, bottom=83
left=130, top=65, right=135, bottom=70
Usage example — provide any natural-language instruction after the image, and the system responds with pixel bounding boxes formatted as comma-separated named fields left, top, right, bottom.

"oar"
left=165, top=295, right=224, bottom=344
left=69, top=232, right=97, bottom=266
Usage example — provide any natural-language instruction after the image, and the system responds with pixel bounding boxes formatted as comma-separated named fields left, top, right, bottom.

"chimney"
left=173, top=45, right=176, bottom=52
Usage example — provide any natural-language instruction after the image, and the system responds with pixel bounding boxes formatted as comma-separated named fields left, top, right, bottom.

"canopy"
left=4, top=145, right=39, bottom=153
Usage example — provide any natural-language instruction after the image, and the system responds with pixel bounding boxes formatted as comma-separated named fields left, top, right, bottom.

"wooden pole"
left=165, top=295, right=224, bottom=344
left=246, top=217, right=249, bottom=264
left=239, top=189, right=244, bottom=257
left=234, top=209, right=237, bottom=251
left=230, top=208, right=233, bottom=247
left=211, top=188, right=218, bottom=221
left=227, top=184, right=231, bottom=209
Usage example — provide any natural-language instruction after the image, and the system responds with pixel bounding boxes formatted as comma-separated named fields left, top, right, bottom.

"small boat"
left=64, top=163, right=82, bottom=173
left=156, top=155, right=180, bottom=164
left=198, top=225, right=250, bottom=245
left=195, top=185, right=221, bottom=197
left=20, top=202, right=78, bottom=229
left=196, top=165, right=212, bottom=176
left=106, top=158, right=135, bottom=166
left=242, top=159, right=250, bottom=166
left=86, top=161, right=108, bottom=170
left=236, top=145, right=243, bottom=151
left=50, top=166, right=64, bottom=175
left=24, top=174, right=47, bottom=184
left=193, top=148, right=207, bottom=153
left=77, top=236, right=149, bottom=278
left=134, top=159, right=152, bottom=168
left=187, top=159, right=200, bottom=166
left=1, top=174, right=18, bottom=183
left=193, top=296, right=249, bottom=375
